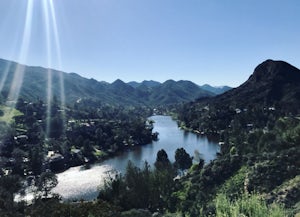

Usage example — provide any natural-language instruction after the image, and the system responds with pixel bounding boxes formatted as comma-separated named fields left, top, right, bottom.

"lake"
left=52, top=115, right=220, bottom=201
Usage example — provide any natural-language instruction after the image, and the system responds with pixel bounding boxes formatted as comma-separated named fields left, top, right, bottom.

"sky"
left=0, top=0, right=299, bottom=87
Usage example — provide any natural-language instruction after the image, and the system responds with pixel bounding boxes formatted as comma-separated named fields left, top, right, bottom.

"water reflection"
left=183, top=130, right=189, bottom=141
left=53, top=115, right=220, bottom=201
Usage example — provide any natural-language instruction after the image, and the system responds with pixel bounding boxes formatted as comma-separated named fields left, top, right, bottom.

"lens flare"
left=7, top=0, right=33, bottom=105
left=43, top=0, right=66, bottom=138
left=49, top=0, right=66, bottom=137
left=0, top=61, right=12, bottom=92
left=42, top=0, right=53, bottom=138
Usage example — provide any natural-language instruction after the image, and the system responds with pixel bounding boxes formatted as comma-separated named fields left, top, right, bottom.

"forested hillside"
left=0, top=59, right=214, bottom=107
left=0, top=59, right=299, bottom=216
left=174, top=60, right=300, bottom=216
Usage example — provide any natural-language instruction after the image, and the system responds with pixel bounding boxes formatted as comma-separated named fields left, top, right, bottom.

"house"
left=235, top=108, right=242, bottom=114
left=14, top=135, right=28, bottom=142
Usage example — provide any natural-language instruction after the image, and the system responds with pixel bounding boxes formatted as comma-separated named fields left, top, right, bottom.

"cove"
left=52, top=115, right=220, bottom=201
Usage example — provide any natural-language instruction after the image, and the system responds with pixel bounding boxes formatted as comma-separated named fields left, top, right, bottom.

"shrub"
left=215, top=193, right=287, bottom=217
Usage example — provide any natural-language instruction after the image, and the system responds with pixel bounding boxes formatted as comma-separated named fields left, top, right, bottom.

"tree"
left=37, top=172, right=58, bottom=198
left=122, top=161, right=151, bottom=209
left=0, top=175, right=22, bottom=211
left=153, top=149, right=176, bottom=210
left=29, top=146, right=43, bottom=176
left=154, top=149, right=172, bottom=170
left=11, top=148, right=26, bottom=176
left=174, top=148, right=192, bottom=171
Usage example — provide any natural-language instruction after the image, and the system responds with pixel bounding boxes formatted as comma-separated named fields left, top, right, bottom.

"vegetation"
left=0, top=95, right=158, bottom=216
left=98, top=150, right=178, bottom=212
left=215, top=193, right=287, bottom=217
left=171, top=102, right=300, bottom=215
left=11, top=97, right=156, bottom=171
left=170, top=60, right=300, bottom=216
left=0, top=59, right=214, bottom=106
left=0, top=105, right=23, bottom=123
left=174, top=147, right=193, bottom=172
left=25, top=198, right=121, bottom=217
left=0, top=59, right=299, bottom=216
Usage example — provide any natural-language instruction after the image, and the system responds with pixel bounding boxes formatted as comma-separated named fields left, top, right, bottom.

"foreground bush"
left=215, top=193, right=287, bottom=217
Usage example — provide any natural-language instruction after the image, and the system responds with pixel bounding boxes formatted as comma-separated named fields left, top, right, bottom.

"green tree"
left=174, top=148, right=193, bottom=171
left=29, top=146, right=43, bottom=176
left=154, top=149, right=172, bottom=171
left=153, top=149, right=176, bottom=210
left=122, top=161, right=151, bottom=209
left=11, top=148, right=26, bottom=176
left=0, top=175, right=22, bottom=211
left=37, top=172, right=58, bottom=198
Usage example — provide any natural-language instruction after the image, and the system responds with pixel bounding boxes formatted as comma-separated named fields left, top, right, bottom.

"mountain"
left=141, top=80, right=161, bottom=88
left=0, top=59, right=118, bottom=105
left=149, top=80, right=214, bottom=105
left=200, top=59, right=300, bottom=112
left=0, top=59, right=214, bottom=106
left=127, top=80, right=216, bottom=105
left=176, top=60, right=300, bottom=215
left=127, top=81, right=140, bottom=88
left=127, top=80, right=161, bottom=88
left=201, top=84, right=232, bottom=95
left=178, top=59, right=300, bottom=134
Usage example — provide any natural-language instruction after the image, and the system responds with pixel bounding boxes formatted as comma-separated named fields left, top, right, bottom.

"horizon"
left=0, top=1, right=299, bottom=87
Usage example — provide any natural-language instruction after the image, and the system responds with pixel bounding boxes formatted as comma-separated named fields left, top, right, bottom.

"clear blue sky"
left=0, top=0, right=299, bottom=87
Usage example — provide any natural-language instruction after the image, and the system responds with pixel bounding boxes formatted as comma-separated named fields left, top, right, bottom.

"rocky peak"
left=250, top=59, right=300, bottom=83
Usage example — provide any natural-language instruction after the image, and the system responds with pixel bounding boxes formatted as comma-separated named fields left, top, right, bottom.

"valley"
left=0, top=59, right=299, bottom=216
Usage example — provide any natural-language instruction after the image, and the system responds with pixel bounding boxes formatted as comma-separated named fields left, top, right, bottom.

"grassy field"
left=0, top=105, right=23, bottom=123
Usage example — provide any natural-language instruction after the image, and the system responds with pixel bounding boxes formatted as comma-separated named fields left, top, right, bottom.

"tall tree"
left=174, top=148, right=193, bottom=171
left=37, top=172, right=58, bottom=198
left=154, top=149, right=172, bottom=171
left=153, top=149, right=175, bottom=210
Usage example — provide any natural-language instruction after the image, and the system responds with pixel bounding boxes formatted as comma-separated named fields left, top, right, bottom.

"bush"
left=215, top=193, right=287, bottom=217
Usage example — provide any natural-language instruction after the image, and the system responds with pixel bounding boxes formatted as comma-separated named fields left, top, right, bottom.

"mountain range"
left=0, top=59, right=230, bottom=106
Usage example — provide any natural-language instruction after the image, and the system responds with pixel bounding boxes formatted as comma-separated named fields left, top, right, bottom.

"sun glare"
left=0, top=61, right=12, bottom=92
left=0, top=0, right=66, bottom=138
left=49, top=0, right=66, bottom=112
left=42, top=0, right=53, bottom=138
left=42, top=0, right=66, bottom=138
left=7, top=0, right=33, bottom=105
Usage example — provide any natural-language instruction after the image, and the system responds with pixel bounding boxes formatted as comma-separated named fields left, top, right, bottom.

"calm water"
left=52, top=115, right=220, bottom=201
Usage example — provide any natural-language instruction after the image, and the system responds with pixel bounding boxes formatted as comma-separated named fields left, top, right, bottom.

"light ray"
left=7, top=0, right=34, bottom=105
left=49, top=0, right=66, bottom=137
left=42, top=0, right=53, bottom=139
left=0, top=61, right=12, bottom=92
left=43, top=0, right=66, bottom=139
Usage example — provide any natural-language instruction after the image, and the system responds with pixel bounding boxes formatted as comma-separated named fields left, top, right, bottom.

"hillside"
left=148, top=80, right=214, bottom=105
left=176, top=59, right=300, bottom=215
left=210, top=59, right=300, bottom=112
left=0, top=59, right=214, bottom=106
left=1, top=59, right=299, bottom=216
